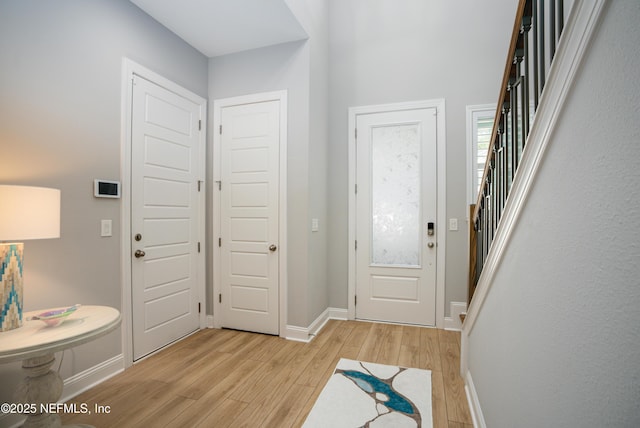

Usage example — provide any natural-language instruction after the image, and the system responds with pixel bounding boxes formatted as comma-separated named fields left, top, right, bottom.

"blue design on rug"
left=335, top=361, right=421, bottom=426
left=341, top=370, right=415, bottom=414
left=302, top=358, right=432, bottom=428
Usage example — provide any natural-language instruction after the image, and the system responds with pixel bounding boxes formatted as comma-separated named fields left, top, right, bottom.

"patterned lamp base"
left=1, top=243, right=24, bottom=331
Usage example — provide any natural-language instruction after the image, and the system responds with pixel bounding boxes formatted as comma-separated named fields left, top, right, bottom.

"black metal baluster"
left=519, top=76, right=526, bottom=160
left=479, top=204, right=485, bottom=270
left=491, top=157, right=498, bottom=236
left=500, top=111, right=507, bottom=214
left=496, top=141, right=503, bottom=224
left=485, top=188, right=490, bottom=259
left=539, top=0, right=546, bottom=91
left=510, top=72, right=519, bottom=179
left=486, top=190, right=492, bottom=250
left=558, top=0, right=564, bottom=37
left=550, top=0, right=556, bottom=60
left=504, top=99, right=512, bottom=194
left=532, top=0, right=540, bottom=108
left=482, top=195, right=488, bottom=262
left=522, top=11, right=532, bottom=141
left=475, top=218, right=482, bottom=284
left=486, top=176, right=492, bottom=247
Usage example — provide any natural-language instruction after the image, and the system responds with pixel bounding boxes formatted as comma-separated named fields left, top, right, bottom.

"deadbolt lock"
left=427, top=222, right=435, bottom=236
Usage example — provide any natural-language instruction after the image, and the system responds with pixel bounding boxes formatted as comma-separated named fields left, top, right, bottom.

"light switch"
left=311, top=218, right=319, bottom=232
left=449, top=218, right=458, bottom=231
left=101, top=219, right=112, bottom=237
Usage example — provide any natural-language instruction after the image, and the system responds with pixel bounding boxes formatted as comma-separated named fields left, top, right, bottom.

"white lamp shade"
left=0, top=185, right=61, bottom=240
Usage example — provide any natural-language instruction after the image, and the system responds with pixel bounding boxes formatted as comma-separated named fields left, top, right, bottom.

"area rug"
left=302, top=358, right=432, bottom=428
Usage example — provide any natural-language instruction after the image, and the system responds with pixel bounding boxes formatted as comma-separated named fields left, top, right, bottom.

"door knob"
left=427, top=242, right=435, bottom=248
left=269, top=244, right=277, bottom=252
left=134, top=249, right=146, bottom=258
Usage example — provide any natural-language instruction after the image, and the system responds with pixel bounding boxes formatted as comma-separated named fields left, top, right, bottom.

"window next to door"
left=466, top=105, right=496, bottom=206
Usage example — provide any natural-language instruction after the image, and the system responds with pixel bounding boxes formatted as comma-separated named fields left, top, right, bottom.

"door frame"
left=120, top=58, right=207, bottom=366
left=212, top=90, right=288, bottom=337
left=347, top=99, right=447, bottom=328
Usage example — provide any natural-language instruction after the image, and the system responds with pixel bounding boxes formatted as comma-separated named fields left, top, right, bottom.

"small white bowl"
left=29, top=304, right=81, bottom=327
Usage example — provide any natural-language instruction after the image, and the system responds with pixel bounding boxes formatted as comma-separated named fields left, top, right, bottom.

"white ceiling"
left=130, top=0, right=308, bottom=58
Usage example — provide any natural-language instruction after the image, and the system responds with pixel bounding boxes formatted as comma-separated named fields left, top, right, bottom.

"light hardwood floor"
left=62, top=320, right=472, bottom=427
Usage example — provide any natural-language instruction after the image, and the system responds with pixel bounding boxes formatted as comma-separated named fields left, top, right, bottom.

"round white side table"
left=0, top=305, right=121, bottom=428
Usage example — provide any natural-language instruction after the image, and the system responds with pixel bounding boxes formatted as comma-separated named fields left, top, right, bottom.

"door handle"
left=134, top=249, right=146, bottom=258
left=269, top=244, right=277, bottom=252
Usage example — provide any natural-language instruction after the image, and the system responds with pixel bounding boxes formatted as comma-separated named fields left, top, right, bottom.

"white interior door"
left=355, top=108, right=438, bottom=326
left=219, top=100, right=280, bottom=335
left=131, top=75, right=204, bottom=360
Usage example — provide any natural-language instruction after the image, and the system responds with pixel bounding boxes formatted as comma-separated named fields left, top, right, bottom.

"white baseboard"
left=328, top=307, right=348, bottom=320
left=62, top=354, right=125, bottom=402
left=284, top=325, right=311, bottom=342
left=307, top=308, right=331, bottom=340
left=285, top=308, right=329, bottom=343
left=443, top=301, right=467, bottom=331
left=465, top=370, right=486, bottom=428
left=1, top=353, right=124, bottom=428
left=206, top=315, right=215, bottom=329
left=285, top=307, right=348, bottom=343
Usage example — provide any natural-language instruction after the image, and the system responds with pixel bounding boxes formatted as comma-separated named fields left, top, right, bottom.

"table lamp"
left=0, top=185, right=60, bottom=332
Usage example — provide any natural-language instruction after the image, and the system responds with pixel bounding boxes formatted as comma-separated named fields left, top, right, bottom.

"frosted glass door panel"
left=371, top=124, right=421, bottom=266
left=355, top=106, right=438, bottom=326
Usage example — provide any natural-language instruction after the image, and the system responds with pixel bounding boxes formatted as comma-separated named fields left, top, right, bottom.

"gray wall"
left=208, top=0, right=329, bottom=327
left=287, top=0, right=331, bottom=325
left=467, top=1, right=640, bottom=426
left=327, top=0, right=518, bottom=314
left=0, top=0, right=207, bottom=408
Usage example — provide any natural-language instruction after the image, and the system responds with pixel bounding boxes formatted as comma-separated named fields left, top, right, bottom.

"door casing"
left=212, top=90, right=288, bottom=337
left=121, top=58, right=207, bottom=366
left=348, top=99, right=447, bottom=328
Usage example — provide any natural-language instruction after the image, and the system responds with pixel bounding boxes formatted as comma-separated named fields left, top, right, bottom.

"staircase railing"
left=469, top=0, right=567, bottom=305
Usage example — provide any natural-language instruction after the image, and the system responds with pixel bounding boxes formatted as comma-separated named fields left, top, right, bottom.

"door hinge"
left=198, top=302, right=201, bottom=313
left=355, top=128, right=358, bottom=139
left=217, top=181, right=221, bottom=191
left=355, top=295, right=357, bottom=306
left=197, top=242, right=201, bottom=253
left=199, top=120, right=202, bottom=131
left=219, top=125, right=222, bottom=134
left=197, top=180, right=202, bottom=191
left=219, top=294, right=222, bottom=303
left=355, top=240, right=358, bottom=250
left=218, top=237, right=222, bottom=247
left=355, top=184, right=358, bottom=194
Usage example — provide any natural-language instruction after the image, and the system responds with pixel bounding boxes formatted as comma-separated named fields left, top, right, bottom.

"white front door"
left=219, top=100, right=280, bottom=335
left=131, top=75, right=204, bottom=360
left=355, top=108, right=438, bottom=326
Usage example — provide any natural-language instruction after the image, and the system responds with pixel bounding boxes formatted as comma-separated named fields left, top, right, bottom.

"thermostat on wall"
left=94, top=179, right=121, bottom=198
